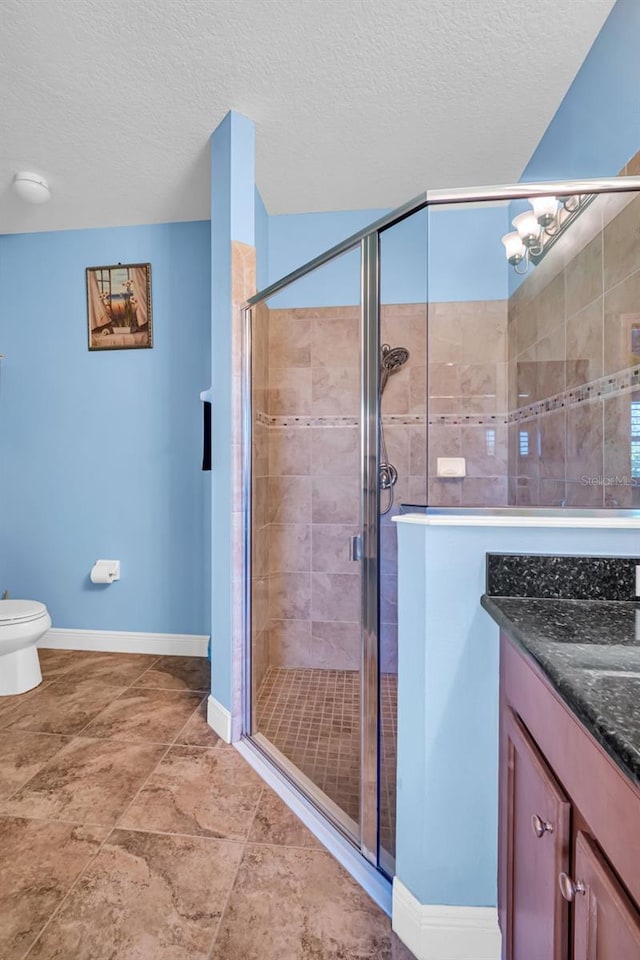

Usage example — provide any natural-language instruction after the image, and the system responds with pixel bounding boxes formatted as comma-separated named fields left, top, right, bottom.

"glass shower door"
left=245, top=245, right=373, bottom=847
left=243, top=174, right=640, bottom=883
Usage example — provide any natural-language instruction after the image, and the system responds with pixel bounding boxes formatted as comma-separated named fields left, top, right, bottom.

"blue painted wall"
left=266, top=208, right=385, bottom=307
left=264, top=204, right=508, bottom=306
left=255, top=187, right=269, bottom=292
left=521, top=0, right=640, bottom=181
left=0, top=220, right=211, bottom=634
left=395, top=520, right=640, bottom=907
left=427, top=206, right=508, bottom=304
left=209, top=111, right=255, bottom=713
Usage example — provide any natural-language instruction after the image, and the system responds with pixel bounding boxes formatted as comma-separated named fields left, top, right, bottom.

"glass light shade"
left=501, top=232, right=526, bottom=262
left=530, top=195, right=558, bottom=223
left=559, top=194, right=580, bottom=211
left=512, top=211, right=541, bottom=242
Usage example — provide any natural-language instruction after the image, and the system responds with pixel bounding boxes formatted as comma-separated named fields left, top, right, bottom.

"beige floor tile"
left=25, top=829, right=243, bottom=960
left=173, top=698, right=221, bottom=748
left=120, top=745, right=263, bottom=840
left=248, top=787, right=321, bottom=848
left=62, top=652, right=159, bottom=686
left=0, top=730, right=70, bottom=799
left=0, top=682, right=55, bottom=726
left=211, top=843, right=411, bottom=960
left=38, top=649, right=78, bottom=679
left=2, top=737, right=166, bottom=825
left=0, top=817, right=108, bottom=960
left=0, top=651, right=411, bottom=959
left=134, top=655, right=210, bottom=692
left=3, top=678, right=127, bottom=736
left=80, top=688, right=203, bottom=744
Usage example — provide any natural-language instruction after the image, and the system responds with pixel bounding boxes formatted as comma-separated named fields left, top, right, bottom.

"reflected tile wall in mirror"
left=507, top=178, right=640, bottom=509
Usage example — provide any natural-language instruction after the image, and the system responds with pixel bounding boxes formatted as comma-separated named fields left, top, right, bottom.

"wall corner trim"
left=207, top=694, right=232, bottom=743
left=39, top=628, right=209, bottom=658
left=392, top=878, right=501, bottom=960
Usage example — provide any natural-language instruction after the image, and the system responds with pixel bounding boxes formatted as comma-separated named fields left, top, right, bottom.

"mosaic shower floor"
left=256, top=667, right=397, bottom=859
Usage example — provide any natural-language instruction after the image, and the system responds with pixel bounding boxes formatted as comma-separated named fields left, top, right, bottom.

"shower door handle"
left=348, top=535, right=362, bottom=562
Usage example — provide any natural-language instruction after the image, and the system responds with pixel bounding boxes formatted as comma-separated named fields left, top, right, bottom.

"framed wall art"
left=86, top=262, right=152, bottom=350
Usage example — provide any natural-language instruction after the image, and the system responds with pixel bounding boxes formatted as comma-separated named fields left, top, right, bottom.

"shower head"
left=380, top=344, right=409, bottom=394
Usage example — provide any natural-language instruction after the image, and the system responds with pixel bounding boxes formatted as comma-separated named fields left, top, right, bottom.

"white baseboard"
left=392, top=879, right=501, bottom=960
left=207, top=694, right=232, bottom=743
left=39, top=628, right=209, bottom=658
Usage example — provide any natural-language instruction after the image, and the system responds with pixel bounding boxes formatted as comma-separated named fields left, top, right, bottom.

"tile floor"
left=0, top=649, right=415, bottom=960
left=257, top=667, right=397, bottom=858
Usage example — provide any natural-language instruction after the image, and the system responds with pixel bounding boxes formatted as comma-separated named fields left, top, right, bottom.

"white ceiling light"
left=503, top=193, right=595, bottom=274
left=13, top=172, right=51, bottom=204
left=530, top=195, right=559, bottom=227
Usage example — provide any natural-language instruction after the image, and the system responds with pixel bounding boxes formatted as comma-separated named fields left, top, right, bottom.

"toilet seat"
left=0, top=600, right=48, bottom=626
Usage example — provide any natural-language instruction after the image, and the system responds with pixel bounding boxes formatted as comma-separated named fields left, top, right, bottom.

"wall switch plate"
left=436, top=457, right=466, bottom=478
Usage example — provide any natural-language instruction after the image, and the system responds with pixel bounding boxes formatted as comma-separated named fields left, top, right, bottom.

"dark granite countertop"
left=481, top=595, right=640, bottom=786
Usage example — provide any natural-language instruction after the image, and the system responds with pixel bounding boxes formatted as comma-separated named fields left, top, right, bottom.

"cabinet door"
left=570, top=831, right=640, bottom=960
left=504, top=709, right=571, bottom=960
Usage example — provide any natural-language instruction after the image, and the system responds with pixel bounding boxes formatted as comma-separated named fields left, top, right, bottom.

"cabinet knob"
left=531, top=813, right=553, bottom=838
left=558, top=872, right=586, bottom=902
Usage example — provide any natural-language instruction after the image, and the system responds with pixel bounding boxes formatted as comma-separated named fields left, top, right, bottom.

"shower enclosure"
left=241, top=174, right=640, bottom=879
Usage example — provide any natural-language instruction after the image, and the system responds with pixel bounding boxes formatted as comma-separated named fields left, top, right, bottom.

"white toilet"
left=0, top=600, right=51, bottom=696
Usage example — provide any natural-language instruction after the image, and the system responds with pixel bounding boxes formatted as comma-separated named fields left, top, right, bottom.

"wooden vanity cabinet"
left=499, top=633, right=640, bottom=960
left=503, top=708, right=570, bottom=960
left=572, top=832, right=640, bottom=960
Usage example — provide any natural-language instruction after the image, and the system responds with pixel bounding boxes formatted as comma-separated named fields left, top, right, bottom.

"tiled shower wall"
left=256, top=299, right=511, bottom=678
left=253, top=303, right=427, bottom=676
left=507, top=181, right=640, bottom=508
left=260, top=306, right=362, bottom=676
left=426, top=300, right=508, bottom=507
left=268, top=306, right=362, bottom=675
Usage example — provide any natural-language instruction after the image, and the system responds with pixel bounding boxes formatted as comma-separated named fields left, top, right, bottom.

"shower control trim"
left=349, top=535, right=362, bottom=562
left=436, top=457, right=466, bottom=478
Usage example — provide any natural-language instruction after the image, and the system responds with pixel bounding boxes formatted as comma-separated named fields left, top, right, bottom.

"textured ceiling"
left=0, top=0, right=614, bottom=234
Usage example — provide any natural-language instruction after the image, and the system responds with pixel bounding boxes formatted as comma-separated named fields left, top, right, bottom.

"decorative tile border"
left=255, top=412, right=429, bottom=428
left=255, top=412, right=358, bottom=428
left=509, top=365, right=640, bottom=424
left=428, top=414, right=508, bottom=427
left=253, top=366, right=639, bottom=430
left=384, top=414, right=427, bottom=427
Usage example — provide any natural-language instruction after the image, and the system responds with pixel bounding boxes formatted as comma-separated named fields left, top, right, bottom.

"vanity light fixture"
left=501, top=192, right=594, bottom=274
left=12, top=171, right=51, bottom=204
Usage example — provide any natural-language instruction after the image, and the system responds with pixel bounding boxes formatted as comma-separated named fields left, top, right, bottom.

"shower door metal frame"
left=359, top=231, right=381, bottom=863
left=239, top=232, right=387, bottom=862
left=239, top=221, right=402, bottom=863
left=241, top=173, right=640, bottom=874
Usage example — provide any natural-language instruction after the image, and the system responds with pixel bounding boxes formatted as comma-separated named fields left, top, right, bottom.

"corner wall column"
left=209, top=110, right=256, bottom=739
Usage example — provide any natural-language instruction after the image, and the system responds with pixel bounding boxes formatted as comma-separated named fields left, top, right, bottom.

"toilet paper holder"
left=90, top=560, right=121, bottom=584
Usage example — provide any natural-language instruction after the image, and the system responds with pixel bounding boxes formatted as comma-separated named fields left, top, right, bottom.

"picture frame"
left=86, top=262, right=152, bottom=351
